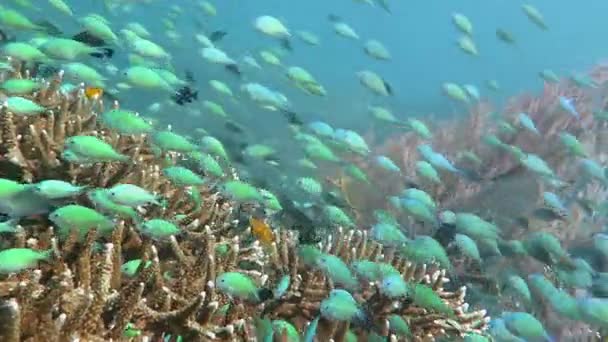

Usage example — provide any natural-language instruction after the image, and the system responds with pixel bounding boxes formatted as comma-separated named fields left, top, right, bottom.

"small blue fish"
left=375, top=155, right=401, bottom=173
left=33, top=180, right=86, bottom=199
left=517, top=112, right=540, bottom=135
left=320, top=289, right=369, bottom=326
left=315, top=253, right=359, bottom=290
left=303, top=316, right=320, bottom=342
left=559, top=96, right=580, bottom=118
left=379, top=274, right=410, bottom=298
left=307, top=121, right=334, bottom=138
left=107, top=183, right=160, bottom=207
left=417, top=144, right=461, bottom=175
left=273, top=275, right=290, bottom=299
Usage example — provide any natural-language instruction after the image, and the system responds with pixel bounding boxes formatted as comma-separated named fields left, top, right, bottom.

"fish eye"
left=220, top=279, right=225, bottom=283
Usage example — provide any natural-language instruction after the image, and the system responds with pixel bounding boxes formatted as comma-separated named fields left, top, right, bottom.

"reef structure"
left=0, top=58, right=488, bottom=341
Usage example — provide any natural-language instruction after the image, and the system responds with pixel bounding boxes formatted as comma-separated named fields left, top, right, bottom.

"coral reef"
left=0, top=59, right=488, bottom=340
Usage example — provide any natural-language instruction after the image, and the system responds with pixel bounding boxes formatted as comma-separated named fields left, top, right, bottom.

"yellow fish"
left=249, top=217, right=274, bottom=245
left=85, top=86, right=103, bottom=100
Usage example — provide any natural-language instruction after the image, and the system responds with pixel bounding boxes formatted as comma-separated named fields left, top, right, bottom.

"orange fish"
left=249, top=217, right=274, bottom=245
left=85, top=86, right=103, bottom=99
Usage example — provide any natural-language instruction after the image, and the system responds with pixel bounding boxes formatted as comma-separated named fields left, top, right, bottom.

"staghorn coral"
left=0, top=58, right=489, bottom=341
left=259, top=228, right=488, bottom=340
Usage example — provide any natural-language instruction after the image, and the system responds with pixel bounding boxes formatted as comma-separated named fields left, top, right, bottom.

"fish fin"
left=257, top=287, right=273, bottom=302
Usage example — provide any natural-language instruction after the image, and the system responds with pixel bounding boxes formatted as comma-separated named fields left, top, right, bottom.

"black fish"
left=434, top=223, right=456, bottom=247
left=280, top=110, right=304, bottom=126
left=496, top=29, right=516, bottom=45
left=383, top=79, right=393, bottom=95
left=34, top=20, right=63, bottom=36
left=72, top=31, right=114, bottom=59
left=225, top=120, right=246, bottom=134
left=280, top=37, right=292, bottom=52
left=209, top=30, right=227, bottom=42
left=171, top=86, right=198, bottom=106
left=224, top=64, right=242, bottom=77
left=0, top=29, right=12, bottom=43
left=328, top=14, right=341, bottom=22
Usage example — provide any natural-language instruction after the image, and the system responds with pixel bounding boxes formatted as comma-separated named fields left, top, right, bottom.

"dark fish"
left=34, top=20, right=63, bottom=36
left=0, top=29, right=12, bottom=43
left=34, top=64, right=60, bottom=78
left=102, top=91, right=120, bottom=104
left=328, top=14, right=341, bottom=22
left=72, top=31, right=114, bottom=59
left=280, top=110, right=304, bottom=126
left=514, top=217, right=530, bottom=230
left=322, top=190, right=353, bottom=209
left=209, top=30, right=227, bottom=42
left=224, top=64, right=242, bottom=77
left=274, top=192, right=320, bottom=244
left=225, top=120, right=246, bottom=134
left=375, top=0, right=391, bottom=13
left=171, top=86, right=198, bottom=106
left=185, top=70, right=195, bottom=83
left=530, top=208, right=565, bottom=222
left=383, top=79, right=393, bottom=95
left=280, top=37, right=292, bottom=51
left=460, top=168, right=484, bottom=182
left=496, top=29, right=516, bottom=44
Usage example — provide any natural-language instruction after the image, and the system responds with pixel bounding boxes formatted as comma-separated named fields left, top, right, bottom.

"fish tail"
left=116, top=153, right=131, bottom=163
left=42, top=249, right=55, bottom=260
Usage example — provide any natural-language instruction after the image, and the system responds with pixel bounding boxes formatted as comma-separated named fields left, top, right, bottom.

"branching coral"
left=260, top=228, right=488, bottom=340
left=0, top=58, right=489, bottom=341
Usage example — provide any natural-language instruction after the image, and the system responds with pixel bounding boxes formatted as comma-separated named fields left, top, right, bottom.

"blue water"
left=35, top=0, right=608, bottom=132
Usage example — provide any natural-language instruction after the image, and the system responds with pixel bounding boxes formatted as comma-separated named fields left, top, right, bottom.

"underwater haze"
left=2, top=0, right=608, bottom=340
